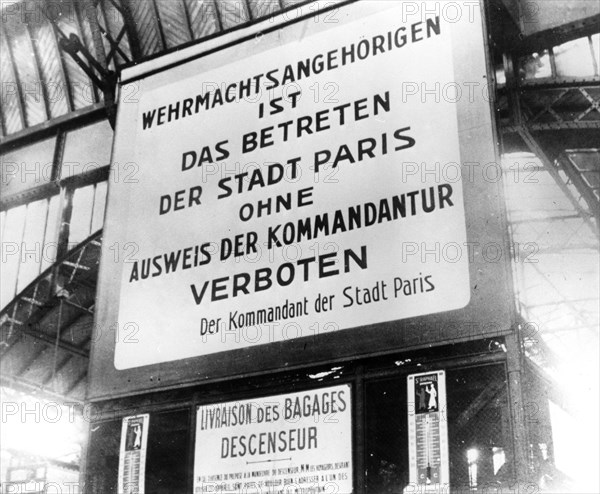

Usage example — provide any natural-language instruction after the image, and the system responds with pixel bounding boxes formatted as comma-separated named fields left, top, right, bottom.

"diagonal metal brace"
left=42, top=0, right=118, bottom=127
left=58, top=32, right=117, bottom=94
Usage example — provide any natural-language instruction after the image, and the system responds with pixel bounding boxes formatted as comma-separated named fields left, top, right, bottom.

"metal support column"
left=506, top=332, right=530, bottom=483
left=82, top=0, right=117, bottom=125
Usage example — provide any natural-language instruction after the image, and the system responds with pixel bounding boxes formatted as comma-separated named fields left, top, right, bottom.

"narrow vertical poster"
left=118, top=414, right=150, bottom=494
left=407, top=371, right=449, bottom=490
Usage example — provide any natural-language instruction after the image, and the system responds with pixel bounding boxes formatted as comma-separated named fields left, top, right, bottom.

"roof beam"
left=0, top=102, right=105, bottom=151
left=24, top=23, right=50, bottom=121
left=0, top=28, right=27, bottom=129
left=455, top=380, right=506, bottom=430
left=49, top=18, right=74, bottom=113
left=14, top=345, right=48, bottom=377
left=63, top=371, right=87, bottom=396
left=516, top=124, right=598, bottom=235
left=513, top=14, right=600, bottom=56
left=0, top=375, right=84, bottom=405
left=18, top=326, right=89, bottom=359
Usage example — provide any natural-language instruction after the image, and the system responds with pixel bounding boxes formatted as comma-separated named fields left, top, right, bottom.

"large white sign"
left=112, top=2, right=470, bottom=369
left=194, top=385, right=353, bottom=493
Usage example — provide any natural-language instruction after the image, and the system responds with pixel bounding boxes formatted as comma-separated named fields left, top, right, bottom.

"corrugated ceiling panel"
left=58, top=314, right=92, bottom=348
left=53, top=356, right=87, bottom=397
left=55, top=15, right=96, bottom=110
left=38, top=354, right=71, bottom=386
left=67, top=379, right=86, bottom=401
left=99, top=0, right=132, bottom=67
left=96, top=1, right=118, bottom=69
left=0, top=31, right=23, bottom=134
left=248, top=0, right=282, bottom=20
left=281, top=0, right=307, bottom=8
left=218, top=0, right=251, bottom=30
left=184, top=0, right=221, bottom=39
left=8, top=23, right=46, bottom=126
left=155, top=0, right=193, bottom=48
left=76, top=4, right=102, bottom=102
left=30, top=22, right=70, bottom=119
left=0, top=338, right=35, bottom=376
left=21, top=346, right=55, bottom=383
left=127, top=0, right=163, bottom=57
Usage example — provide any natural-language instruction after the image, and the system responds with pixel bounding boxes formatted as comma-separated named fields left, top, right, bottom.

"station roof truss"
left=0, top=0, right=598, bottom=409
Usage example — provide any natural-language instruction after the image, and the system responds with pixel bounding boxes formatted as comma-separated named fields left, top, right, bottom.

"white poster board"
left=118, top=414, right=150, bottom=494
left=109, top=1, right=472, bottom=370
left=194, top=385, right=352, bottom=493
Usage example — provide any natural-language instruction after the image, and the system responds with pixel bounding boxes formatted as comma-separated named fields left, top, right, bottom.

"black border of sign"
left=90, top=0, right=516, bottom=402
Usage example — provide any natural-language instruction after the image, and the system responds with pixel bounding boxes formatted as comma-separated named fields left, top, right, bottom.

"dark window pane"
left=86, top=420, right=121, bottom=494
left=365, top=364, right=511, bottom=493
left=86, top=409, right=190, bottom=493
left=146, top=409, right=190, bottom=493
left=446, top=364, right=512, bottom=492
left=365, top=376, right=409, bottom=494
